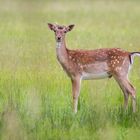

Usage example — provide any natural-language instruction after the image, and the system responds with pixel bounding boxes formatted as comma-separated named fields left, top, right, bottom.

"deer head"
left=48, top=23, right=75, bottom=42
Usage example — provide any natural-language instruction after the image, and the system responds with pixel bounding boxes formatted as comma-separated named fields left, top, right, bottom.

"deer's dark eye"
left=54, top=30, right=56, bottom=33
left=64, top=31, right=67, bottom=33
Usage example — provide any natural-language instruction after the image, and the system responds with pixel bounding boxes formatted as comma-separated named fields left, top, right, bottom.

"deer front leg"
left=71, top=77, right=81, bottom=113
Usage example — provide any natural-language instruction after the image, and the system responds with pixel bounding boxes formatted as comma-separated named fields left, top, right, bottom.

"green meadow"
left=0, top=0, right=140, bottom=139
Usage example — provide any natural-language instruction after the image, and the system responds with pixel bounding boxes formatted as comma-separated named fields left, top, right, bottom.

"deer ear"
left=48, top=23, right=55, bottom=30
left=67, top=24, right=75, bottom=32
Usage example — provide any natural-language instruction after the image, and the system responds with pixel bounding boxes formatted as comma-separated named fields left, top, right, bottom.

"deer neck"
left=56, top=37, right=68, bottom=65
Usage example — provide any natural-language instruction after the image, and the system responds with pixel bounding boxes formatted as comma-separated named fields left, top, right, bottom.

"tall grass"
left=0, top=0, right=140, bottom=139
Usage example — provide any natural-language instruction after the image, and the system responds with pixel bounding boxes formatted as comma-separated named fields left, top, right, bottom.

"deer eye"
left=64, top=31, right=67, bottom=33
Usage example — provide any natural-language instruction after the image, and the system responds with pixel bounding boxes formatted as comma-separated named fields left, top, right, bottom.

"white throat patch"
left=56, top=42, right=61, bottom=48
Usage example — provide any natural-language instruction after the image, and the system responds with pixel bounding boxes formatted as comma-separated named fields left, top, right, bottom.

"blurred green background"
left=0, top=0, right=140, bottom=140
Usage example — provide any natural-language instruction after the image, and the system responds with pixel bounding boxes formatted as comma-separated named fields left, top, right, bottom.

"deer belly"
left=82, top=72, right=109, bottom=80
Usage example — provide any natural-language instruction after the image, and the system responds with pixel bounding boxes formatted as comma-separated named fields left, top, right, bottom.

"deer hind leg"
left=126, top=82, right=136, bottom=113
left=71, top=77, right=81, bottom=113
left=121, top=85, right=129, bottom=110
left=116, top=79, right=129, bottom=110
left=114, top=76, right=136, bottom=112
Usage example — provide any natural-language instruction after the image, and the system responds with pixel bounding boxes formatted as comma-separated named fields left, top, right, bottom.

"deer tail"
left=129, top=52, right=140, bottom=64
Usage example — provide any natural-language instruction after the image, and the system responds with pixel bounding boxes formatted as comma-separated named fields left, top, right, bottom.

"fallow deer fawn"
left=48, top=23, right=140, bottom=113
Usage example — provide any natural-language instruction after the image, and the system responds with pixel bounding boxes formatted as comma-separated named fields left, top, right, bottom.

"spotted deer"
left=48, top=23, right=140, bottom=113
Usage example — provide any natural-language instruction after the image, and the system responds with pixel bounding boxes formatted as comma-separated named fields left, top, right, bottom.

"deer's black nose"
left=58, top=37, right=61, bottom=40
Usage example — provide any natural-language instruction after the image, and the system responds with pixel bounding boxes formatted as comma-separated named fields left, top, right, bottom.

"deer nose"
left=57, top=37, right=61, bottom=40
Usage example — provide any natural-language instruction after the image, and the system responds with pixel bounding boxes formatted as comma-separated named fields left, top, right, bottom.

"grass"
left=0, top=0, right=140, bottom=139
